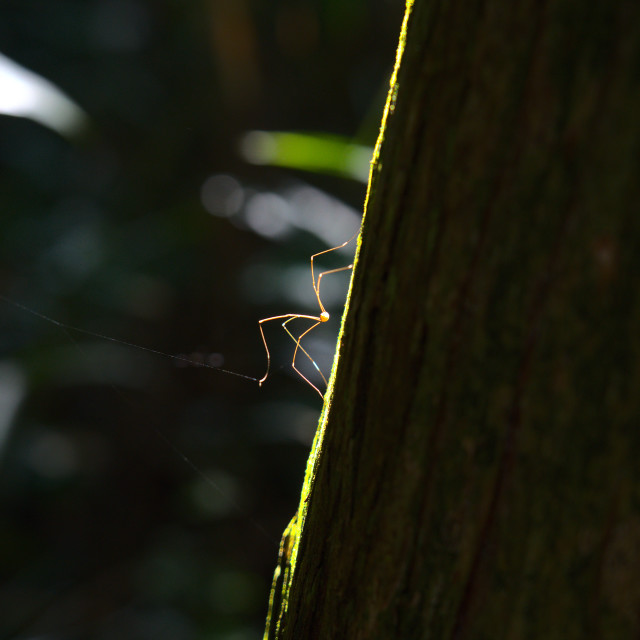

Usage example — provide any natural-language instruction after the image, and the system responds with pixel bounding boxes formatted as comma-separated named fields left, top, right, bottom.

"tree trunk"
left=265, top=0, right=640, bottom=637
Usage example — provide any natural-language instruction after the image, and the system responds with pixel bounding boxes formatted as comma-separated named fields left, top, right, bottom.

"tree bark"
left=265, top=0, right=640, bottom=637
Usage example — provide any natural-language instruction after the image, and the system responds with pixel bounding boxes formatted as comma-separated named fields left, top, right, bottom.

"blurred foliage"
left=239, top=130, right=372, bottom=182
left=0, top=0, right=403, bottom=638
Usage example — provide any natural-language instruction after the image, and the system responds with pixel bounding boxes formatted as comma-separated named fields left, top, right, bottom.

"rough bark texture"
left=265, top=0, right=640, bottom=637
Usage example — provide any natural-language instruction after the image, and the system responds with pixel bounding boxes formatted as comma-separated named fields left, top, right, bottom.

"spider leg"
left=282, top=317, right=326, bottom=387
left=258, top=313, right=320, bottom=387
left=310, top=231, right=359, bottom=312
left=314, top=264, right=353, bottom=314
left=282, top=317, right=324, bottom=398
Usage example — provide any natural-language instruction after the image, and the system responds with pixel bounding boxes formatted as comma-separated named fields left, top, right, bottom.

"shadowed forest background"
left=0, top=1, right=404, bottom=638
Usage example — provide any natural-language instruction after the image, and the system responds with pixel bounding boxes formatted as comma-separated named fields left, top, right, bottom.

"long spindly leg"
left=310, top=230, right=359, bottom=313
left=315, top=263, right=354, bottom=314
left=282, top=317, right=324, bottom=398
left=258, top=313, right=322, bottom=388
left=282, top=316, right=327, bottom=387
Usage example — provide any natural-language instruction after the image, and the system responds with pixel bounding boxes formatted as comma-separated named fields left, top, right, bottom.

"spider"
left=258, top=233, right=357, bottom=397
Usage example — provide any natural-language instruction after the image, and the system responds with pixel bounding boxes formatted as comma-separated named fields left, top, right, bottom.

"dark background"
left=0, top=1, right=403, bottom=638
